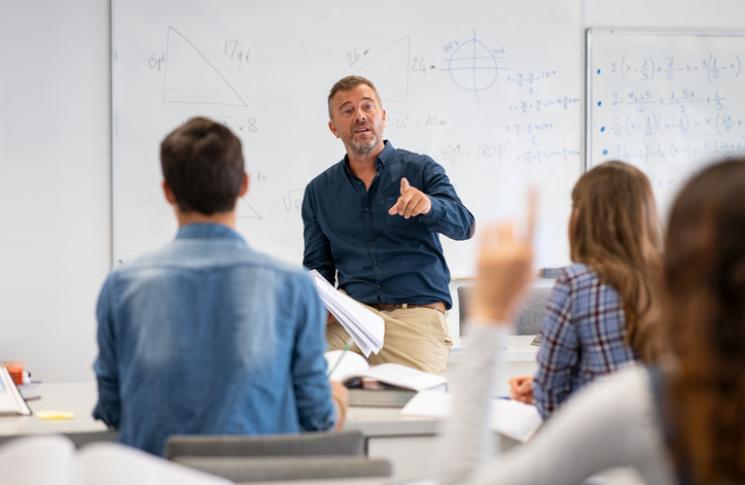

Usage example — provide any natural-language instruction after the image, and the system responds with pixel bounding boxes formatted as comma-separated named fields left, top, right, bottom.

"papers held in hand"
left=0, top=366, right=32, bottom=416
left=308, top=270, right=384, bottom=356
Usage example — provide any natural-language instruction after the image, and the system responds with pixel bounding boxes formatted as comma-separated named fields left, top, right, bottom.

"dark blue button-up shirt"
left=302, top=141, right=474, bottom=309
left=93, top=223, right=336, bottom=455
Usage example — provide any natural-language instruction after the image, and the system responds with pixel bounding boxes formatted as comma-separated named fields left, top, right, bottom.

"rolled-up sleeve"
left=420, top=159, right=475, bottom=241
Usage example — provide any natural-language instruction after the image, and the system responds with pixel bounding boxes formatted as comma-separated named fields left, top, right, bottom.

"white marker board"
left=587, top=28, right=745, bottom=213
left=113, top=0, right=583, bottom=275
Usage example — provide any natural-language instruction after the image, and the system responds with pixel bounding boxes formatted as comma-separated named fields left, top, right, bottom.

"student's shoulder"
left=105, top=245, right=171, bottom=279
left=557, top=263, right=601, bottom=286
left=233, top=248, right=309, bottom=280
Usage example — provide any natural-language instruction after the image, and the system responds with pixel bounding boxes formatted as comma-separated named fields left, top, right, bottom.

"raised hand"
left=388, top=177, right=432, bottom=219
left=471, top=192, right=537, bottom=324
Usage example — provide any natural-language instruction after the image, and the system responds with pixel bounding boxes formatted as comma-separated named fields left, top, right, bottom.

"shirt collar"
left=176, top=223, right=246, bottom=243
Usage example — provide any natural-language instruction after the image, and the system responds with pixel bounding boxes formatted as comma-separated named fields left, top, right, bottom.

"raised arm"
left=437, top=203, right=673, bottom=485
left=439, top=208, right=535, bottom=484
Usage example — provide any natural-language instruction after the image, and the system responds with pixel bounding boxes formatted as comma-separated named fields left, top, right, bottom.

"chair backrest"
left=165, top=431, right=365, bottom=460
left=165, top=431, right=391, bottom=483
left=172, top=455, right=392, bottom=483
left=458, top=282, right=553, bottom=335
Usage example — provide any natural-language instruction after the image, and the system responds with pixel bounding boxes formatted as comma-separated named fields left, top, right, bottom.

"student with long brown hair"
left=511, top=161, right=662, bottom=418
left=438, top=158, right=745, bottom=484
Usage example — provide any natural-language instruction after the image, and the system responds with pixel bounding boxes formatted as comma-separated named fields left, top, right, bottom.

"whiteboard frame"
left=585, top=27, right=745, bottom=171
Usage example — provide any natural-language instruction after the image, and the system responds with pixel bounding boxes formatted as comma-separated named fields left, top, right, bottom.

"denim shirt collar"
left=176, top=223, right=246, bottom=244
left=342, top=140, right=395, bottom=177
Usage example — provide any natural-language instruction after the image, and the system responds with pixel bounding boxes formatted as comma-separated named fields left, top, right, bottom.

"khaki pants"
left=326, top=305, right=453, bottom=374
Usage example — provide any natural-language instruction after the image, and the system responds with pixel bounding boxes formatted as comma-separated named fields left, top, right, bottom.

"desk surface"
left=0, top=383, right=441, bottom=440
left=0, top=382, right=106, bottom=437
left=0, top=335, right=537, bottom=441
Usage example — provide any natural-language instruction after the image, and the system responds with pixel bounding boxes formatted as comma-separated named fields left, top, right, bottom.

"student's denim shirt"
left=93, top=223, right=335, bottom=455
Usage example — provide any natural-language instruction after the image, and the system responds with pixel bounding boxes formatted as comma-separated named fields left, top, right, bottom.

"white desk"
left=0, top=382, right=107, bottom=438
left=0, top=335, right=538, bottom=482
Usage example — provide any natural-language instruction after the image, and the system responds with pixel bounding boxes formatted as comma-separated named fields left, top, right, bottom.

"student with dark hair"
left=438, top=158, right=745, bottom=484
left=510, top=161, right=662, bottom=419
left=93, top=117, right=347, bottom=456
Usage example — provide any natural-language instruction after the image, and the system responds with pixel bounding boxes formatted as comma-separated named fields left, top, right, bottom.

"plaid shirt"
left=533, top=263, right=635, bottom=419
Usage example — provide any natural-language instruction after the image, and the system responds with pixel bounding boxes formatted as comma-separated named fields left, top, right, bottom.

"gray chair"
left=458, top=281, right=554, bottom=335
left=165, top=431, right=392, bottom=483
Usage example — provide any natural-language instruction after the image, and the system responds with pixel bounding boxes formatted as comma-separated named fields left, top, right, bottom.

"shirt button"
left=376, top=285, right=381, bottom=290
left=363, top=208, right=369, bottom=213
left=368, top=236, right=373, bottom=241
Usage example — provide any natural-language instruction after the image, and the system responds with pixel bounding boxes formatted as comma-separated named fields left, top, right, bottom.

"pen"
left=327, top=338, right=355, bottom=377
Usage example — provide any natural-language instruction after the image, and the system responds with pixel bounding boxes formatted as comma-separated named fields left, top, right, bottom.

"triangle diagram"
left=163, top=26, right=247, bottom=106
left=238, top=197, right=262, bottom=219
left=358, top=36, right=410, bottom=103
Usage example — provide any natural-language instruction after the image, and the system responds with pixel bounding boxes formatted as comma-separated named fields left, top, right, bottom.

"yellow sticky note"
left=36, top=410, right=75, bottom=421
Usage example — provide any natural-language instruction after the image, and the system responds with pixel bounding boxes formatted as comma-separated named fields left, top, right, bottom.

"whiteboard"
left=587, top=28, right=745, bottom=213
left=112, top=0, right=582, bottom=276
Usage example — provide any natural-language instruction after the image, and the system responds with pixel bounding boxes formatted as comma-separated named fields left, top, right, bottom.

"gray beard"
left=350, top=137, right=377, bottom=157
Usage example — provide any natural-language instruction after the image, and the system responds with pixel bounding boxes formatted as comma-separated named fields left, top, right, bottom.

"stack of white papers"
left=308, top=270, right=384, bottom=356
left=402, top=390, right=543, bottom=442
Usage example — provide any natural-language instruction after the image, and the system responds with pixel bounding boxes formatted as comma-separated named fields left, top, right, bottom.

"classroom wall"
left=0, top=0, right=111, bottom=381
left=1, top=0, right=745, bottom=382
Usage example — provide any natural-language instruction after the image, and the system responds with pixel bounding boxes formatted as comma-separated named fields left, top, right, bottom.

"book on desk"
left=0, top=435, right=230, bottom=485
left=325, top=350, right=447, bottom=407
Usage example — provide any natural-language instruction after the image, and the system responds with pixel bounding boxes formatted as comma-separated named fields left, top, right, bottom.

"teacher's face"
left=328, top=84, right=386, bottom=157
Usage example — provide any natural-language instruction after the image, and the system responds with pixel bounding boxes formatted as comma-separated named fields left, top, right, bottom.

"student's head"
left=327, top=76, right=386, bottom=158
left=663, top=158, right=745, bottom=483
left=569, top=161, right=662, bottom=359
left=160, top=117, right=247, bottom=215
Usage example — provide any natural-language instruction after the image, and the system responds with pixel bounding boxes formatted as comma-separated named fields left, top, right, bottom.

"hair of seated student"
left=160, top=116, right=245, bottom=215
left=569, top=160, right=663, bottom=361
left=662, top=158, right=745, bottom=483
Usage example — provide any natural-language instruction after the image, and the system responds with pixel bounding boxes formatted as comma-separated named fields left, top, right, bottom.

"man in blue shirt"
left=93, top=117, right=347, bottom=456
left=303, top=76, right=475, bottom=373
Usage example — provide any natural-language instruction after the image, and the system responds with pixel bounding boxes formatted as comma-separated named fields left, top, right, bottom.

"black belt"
left=368, top=302, right=446, bottom=313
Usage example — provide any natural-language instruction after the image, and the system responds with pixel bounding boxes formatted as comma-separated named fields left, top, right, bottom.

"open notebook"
left=402, top=390, right=543, bottom=442
left=0, top=435, right=230, bottom=485
left=325, top=350, right=446, bottom=391
left=325, top=350, right=446, bottom=407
